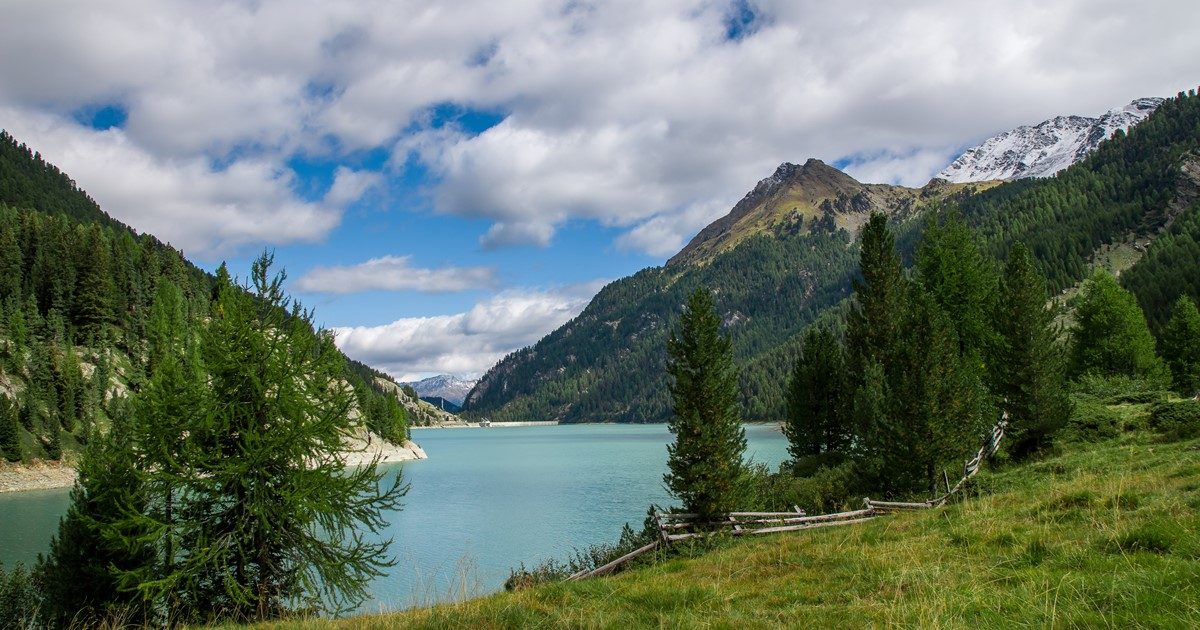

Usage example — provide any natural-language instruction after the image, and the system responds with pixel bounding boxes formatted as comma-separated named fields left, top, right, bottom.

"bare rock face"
left=939, top=98, right=1163, bottom=183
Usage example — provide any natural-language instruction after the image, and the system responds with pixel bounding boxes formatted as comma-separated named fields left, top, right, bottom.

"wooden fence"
left=568, top=413, right=1008, bottom=581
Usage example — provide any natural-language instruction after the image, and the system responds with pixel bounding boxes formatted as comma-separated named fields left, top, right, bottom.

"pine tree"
left=883, top=285, right=987, bottom=494
left=1161, top=294, right=1200, bottom=396
left=665, top=287, right=746, bottom=521
left=36, top=411, right=152, bottom=627
left=784, top=326, right=850, bottom=467
left=1068, top=270, right=1167, bottom=381
left=0, top=396, right=21, bottom=462
left=125, top=253, right=407, bottom=622
left=916, top=210, right=998, bottom=358
left=993, top=244, right=1071, bottom=458
left=72, top=225, right=115, bottom=342
left=0, top=223, right=23, bottom=300
left=847, top=212, right=908, bottom=377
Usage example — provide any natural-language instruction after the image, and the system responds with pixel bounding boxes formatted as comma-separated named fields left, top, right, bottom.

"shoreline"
left=0, top=437, right=430, bottom=494
left=411, top=420, right=560, bottom=429
left=0, top=460, right=78, bottom=494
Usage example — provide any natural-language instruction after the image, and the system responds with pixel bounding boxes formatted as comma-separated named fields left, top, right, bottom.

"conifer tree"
left=1161, top=294, right=1200, bottom=396
left=993, top=244, right=1071, bottom=458
left=916, top=211, right=998, bottom=358
left=881, top=286, right=987, bottom=494
left=847, top=212, right=907, bottom=377
left=0, top=224, right=23, bottom=300
left=784, top=326, right=850, bottom=465
left=36, top=411, right=151, bottom=627
left=72, top=225, right=115, bottom=342
left=665, top=287, right=746, bottom=521
left=1068, top=270, right=1166, bottom=380
left=120, top=280, right=201, bottom=621
left=0, top=396, right=21, bottom=462
left=126, top=253, right=406, bottom=621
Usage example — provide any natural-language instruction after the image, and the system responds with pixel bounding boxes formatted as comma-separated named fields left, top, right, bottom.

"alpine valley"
left=462, top=92, right=1200, bottom=424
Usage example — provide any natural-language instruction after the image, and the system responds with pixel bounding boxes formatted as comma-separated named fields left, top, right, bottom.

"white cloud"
left=294, top=255, right=496, bottom=294
left=332, top=283, right=603, bottom=380
left=1, top=0, right=1198, bottom=258
left=0, top=107, right=348, bottom=259
left=616, top=198, right=737, bottom=257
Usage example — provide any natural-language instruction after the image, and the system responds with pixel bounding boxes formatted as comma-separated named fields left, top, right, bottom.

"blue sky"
left=1, top=0, right=1196, bottom=380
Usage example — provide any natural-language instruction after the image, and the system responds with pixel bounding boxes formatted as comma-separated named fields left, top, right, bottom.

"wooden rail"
left=571, top=413, right=1009, bottom=581
left=567, top=540, right=661, bottom=581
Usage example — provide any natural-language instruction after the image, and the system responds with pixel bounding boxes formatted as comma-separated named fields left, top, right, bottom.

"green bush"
left=1072, top=373, right=1170, bottom=405
left=1148, top=399, right=1200, bottom=440
left=505, top=520, right=658, bottom=590
left=736, top=461, right=859, bottom=515
left=1063, top=397, right=1122, bottom=441
left=0, top=563, right=41, bottom=630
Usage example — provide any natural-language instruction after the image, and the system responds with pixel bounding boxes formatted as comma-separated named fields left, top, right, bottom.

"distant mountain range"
left=402, top=374, right=477, bottom=406
left=938, top=97, right=1163, bottom=182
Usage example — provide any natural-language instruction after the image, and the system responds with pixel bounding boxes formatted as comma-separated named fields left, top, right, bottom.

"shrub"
left=0, top=563, right=41, bottom=630
left=735, top=460, right=860, bottom=514
left=505, top=520, right=658, bottom=590
left=1072, top=373, right=1170, bottom=405
left=1063, top=397, right=1122, bottom=441
left=1148, top=399, right=1200, bottom=440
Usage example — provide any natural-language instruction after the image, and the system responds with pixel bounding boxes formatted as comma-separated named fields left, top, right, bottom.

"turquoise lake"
left=0, top=423, right=788, bottom=611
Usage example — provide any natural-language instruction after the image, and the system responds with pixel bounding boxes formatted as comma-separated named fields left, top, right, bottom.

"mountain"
left=938, top=97, right=1164, bottom=183
left=0, top=130, right=417, bottom=463
left=403, top=374, right=477, bottom=406
left=464, top=161, right=985, bottom=423
left=420, top=397, right=462, bottom=413
left=463, top=91, right=1200, bottom=424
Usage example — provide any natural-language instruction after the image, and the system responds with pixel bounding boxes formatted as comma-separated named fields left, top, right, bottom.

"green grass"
left=242, top=416, right=1200, bottom=628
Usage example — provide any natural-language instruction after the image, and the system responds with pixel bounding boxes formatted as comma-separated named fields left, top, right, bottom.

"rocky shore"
left=0, top=459, right=78, bottom=493
left=0, top=432, right=428, bottom=494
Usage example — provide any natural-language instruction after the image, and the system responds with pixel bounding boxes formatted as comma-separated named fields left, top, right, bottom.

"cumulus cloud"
left=294, top=255, right=496, bottom=294
left=0, top=107, right=350, bottom=259
left=332, top=283, right=604, bottom=380
left=1, top=0, right=1197, bottom=258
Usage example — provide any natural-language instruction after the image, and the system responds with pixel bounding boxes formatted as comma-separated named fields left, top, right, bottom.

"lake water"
left=0, top=423, right=788, bottom=611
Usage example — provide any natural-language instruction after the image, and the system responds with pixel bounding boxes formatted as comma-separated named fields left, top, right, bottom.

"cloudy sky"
left=1, top=0, right=1196, bottom=381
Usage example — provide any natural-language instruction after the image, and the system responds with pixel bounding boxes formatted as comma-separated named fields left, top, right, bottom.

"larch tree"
left=665, top=287, right=746, bottom=521
left=128, top=252, right=407, bottom=622
left=1068, top=270, right=1166, bottom=381
left=916, top=210, right=998, bottom=359
left=0, top=396, right=20, bottom=462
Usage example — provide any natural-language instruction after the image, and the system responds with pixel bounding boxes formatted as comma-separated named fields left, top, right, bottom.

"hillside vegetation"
left=0, top=131, right=419, bottom=464
left=245, top=413, right=1200, bottom=628
left=464, top=91, right=1200, bottom=425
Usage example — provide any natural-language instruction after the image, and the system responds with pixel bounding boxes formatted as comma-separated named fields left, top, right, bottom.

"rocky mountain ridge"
left=938, top=97, right=1164, bottom=182
left=402, top=374, right=477, bottom=406
left=668, top=158, right=986, bottom=267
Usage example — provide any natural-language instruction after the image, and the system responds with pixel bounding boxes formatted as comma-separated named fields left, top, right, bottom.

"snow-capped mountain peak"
left=938, top=97, right=1164, bottom=183
left=400, top=374, right=478, bottom=406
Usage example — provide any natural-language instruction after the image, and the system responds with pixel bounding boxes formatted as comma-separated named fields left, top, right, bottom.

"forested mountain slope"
left=464, top=90, right=1200, bottom=424
left=465, top=162, right=986, bottom=423
left=0, top=131, right=415, bottom=464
